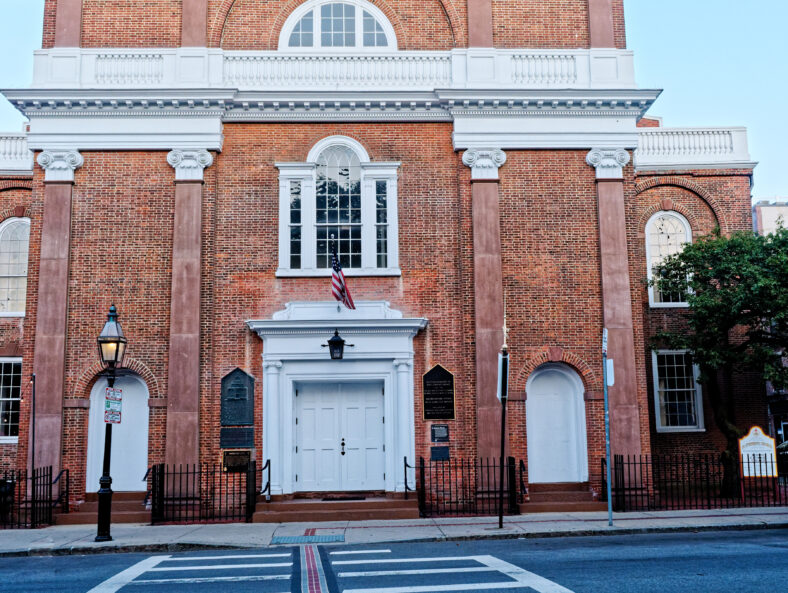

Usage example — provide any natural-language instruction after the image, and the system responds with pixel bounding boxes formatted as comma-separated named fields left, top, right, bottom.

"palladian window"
left=276, top=136, right=400, bottom=276
left=646, top=211, right=691, bottom=307
left=281, top=0, right=395, bottom=50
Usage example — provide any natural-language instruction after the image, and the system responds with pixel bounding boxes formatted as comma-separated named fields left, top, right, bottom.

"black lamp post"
left=323, top=330, right=353, bottom=360
left=95, top=305, right=127, bottom=542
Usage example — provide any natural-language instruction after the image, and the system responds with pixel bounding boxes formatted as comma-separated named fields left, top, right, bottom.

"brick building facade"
left=0, top=0, right=764, bottom=511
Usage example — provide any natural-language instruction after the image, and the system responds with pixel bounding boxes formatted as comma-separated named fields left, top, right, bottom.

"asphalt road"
left=1, top=528, right=786, bottom=593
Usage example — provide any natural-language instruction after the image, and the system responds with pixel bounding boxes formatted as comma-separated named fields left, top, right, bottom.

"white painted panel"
left=526, top=366, right=588, bottom=484
left=86, top=375, right=149, bottom=492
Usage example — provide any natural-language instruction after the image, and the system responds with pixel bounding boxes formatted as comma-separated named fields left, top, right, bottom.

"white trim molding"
left=246, top=301, right=427, bottom=494
left=462, top=148, right=506, bottom=180
left=167, top=149, right=214, bottom=181
left=652, top=349, right=705, bottom=433
left=36, top=149, right=83, bottom=182
left=586, top=147, right=630, bottom=179
left=646, top=210, right=692, bottom=308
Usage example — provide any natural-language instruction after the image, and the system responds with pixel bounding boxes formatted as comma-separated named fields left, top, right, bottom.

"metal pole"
left=30, top=373, right=36, bottom=473
left=602, top=343, right=614, bottom=527
left=95, top=371, right=115, bottom=542
left=498, top=346, right=509, bottom=529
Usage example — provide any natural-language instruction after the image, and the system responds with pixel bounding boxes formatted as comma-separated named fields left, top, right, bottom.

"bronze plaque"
left=423, top=365, right=455, bottom=420
left=221, top=368, right=255, bottom=426
left=223, top=450, right=251, bottom=473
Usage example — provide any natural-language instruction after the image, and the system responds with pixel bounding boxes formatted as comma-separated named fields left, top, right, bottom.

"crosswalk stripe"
left=163, top=553, right=291, bottom=561
left=333, top=557, right=476, bottom=566
left=338, top=567, right=495, bottom=578
left=127, top=575, right=291, bottom=585
left=148, top=562, right=293, bottom=571
left=331, top=550, right=392, bottom=556
left=86, top=556, right=170, bottom=593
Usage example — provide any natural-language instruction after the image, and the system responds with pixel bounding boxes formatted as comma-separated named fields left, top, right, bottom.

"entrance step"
left=253, top=496, right=419, bottom=523
left=54, top=492, right=149, bottom=525
left=519, top=501, right=608, bottom=513
left=521, top=483, right=605, bottom=513
left=528, top=482, right=590, bottom=493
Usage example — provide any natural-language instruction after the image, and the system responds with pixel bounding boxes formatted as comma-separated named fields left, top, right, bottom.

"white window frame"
left=646, top=211, right=692, bottom=308
left=0, top=356, right=22, bottom=444
left=0, top=217, right=30, bottom=318
left=652, top=349, right=705, bottom=433
left=276, top=136, right=400, bottom=277
left=278, top=0, right=397, bottom=51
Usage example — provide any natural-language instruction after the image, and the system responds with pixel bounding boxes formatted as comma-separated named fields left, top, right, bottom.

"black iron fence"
left=416, top=457, right=520, bottom=517
left=603, top=453, right=788, bottom=512
left=1, top=466, right=65, bottom=529
left=150, top=462, right=257, bottom=524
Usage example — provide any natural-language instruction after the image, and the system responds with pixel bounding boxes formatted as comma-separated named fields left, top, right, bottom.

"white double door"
left=295, top=382, right=385, bottom=492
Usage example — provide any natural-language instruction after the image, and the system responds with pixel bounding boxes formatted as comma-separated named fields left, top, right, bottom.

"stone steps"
left=253, top=497, right=419, bottom=523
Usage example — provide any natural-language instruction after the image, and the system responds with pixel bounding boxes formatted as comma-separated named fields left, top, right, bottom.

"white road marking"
left=128, top=575, right=291, bottom=585
left=333, top=556, right=474, bottom=565
left=339, top=567, right=495, bottom=578
left=148, top=562, right=293, bottom=571
left=331, top=549, right=392, bottom=556
left=162, top=553, right=291, bottom=561
left=85, top=556, right=170, bottom=593
left=338, top=555, right=575, bottom=593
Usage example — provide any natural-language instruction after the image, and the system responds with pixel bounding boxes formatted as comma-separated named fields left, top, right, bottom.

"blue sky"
left=0, top=0, right=784, bottom=200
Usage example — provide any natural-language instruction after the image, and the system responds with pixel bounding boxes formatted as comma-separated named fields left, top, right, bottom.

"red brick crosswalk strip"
left=301, top=544, right=329, bottom=593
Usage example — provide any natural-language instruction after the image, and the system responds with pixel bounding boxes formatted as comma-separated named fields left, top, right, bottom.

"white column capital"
left=263, top=359, right=283, bottom=372
left=462, top=148, right=506, bottom=180
left=36, top=150, right=83, bottom=182
left=393, top=359, right=412, bottom=370
left=586, top=148, right=630, bottom=179
left=167, top=149, right=214, bottom=181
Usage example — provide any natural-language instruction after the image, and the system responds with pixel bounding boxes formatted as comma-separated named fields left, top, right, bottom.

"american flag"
left=331, top=250, right=356, bottom=310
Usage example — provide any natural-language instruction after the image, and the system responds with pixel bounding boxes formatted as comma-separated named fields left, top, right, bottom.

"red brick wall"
left=632, top=172, right=765, bottom=456
left=212, top=0, right=463, bottom=50
left=80, top=0, right=182, bottom=48
left=43, top=0, right=57, bottom=48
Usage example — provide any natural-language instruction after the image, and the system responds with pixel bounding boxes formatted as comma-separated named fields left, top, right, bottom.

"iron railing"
left=416, top=457, right=520, bottom=517
left=603, top=453, right=788, bottom=512
left=151, top=462, right=257, bottom=524
left=0, top=466, right=54, bottom=529
left=260, top=459, right=271, bottom=501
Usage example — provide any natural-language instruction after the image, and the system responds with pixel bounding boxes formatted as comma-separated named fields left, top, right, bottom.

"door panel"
left=296, top=385, right=341, bottom=491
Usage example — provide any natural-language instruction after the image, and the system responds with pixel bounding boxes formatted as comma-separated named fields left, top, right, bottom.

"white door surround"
left=247, top=301, right=427, bottom=495
left=295, top=381, right=385, bottom=492
left=86, top=374, right=150, bottom=492
left=525, top=364, right=589, bottom=484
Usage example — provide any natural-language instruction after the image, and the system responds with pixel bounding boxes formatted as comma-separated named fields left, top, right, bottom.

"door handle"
left=341, top=438, right=346, bottom=455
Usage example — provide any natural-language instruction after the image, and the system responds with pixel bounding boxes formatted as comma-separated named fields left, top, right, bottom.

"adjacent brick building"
left=0, top=0, right=765, bottom=515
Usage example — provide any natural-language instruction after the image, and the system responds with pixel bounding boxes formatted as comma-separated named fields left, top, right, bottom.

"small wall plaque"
left=430, top=446, right=450, bottom=461
left=431, top=424, right=450, bottom=443
left=223, top=450, right=251, bottom=473
left=423, top=365, right=455, bottom=420
left=221, top=368, right=255, bottom=426
left=220, top=427, right=254, bottom=449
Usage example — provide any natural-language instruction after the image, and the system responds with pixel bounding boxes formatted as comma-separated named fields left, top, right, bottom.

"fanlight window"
left=0, top=218, right=30, bottom=316
left=646, top=211, right=691, bottom=306
left=284, top=1, right=394, bottom=49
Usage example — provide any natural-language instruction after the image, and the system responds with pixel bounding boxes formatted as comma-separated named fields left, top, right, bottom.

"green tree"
left=653, top=226, right=788, bottom=490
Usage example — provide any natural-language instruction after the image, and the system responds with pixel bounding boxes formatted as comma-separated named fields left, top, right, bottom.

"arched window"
left=276, top=136, right=400, bottom=276
left=646, top=211, right=691, bottom=307
left=0, top=218, right=30, bottom=316
left=280, top=0, right=396, bottom=50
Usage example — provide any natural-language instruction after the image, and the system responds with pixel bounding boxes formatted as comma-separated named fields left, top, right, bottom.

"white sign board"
left=602, top=328, right=608, bottom=355
left=739, top=426, right=777, bottom=478
left=606, top=359, right=615, bottom=386
left=104, top=387, right=122, bottom=424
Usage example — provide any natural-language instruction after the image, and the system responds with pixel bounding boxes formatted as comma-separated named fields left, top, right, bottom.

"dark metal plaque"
left=431, top=424, right=450, bottom=443
left=220, top=427, right=254, bottom=449
left=430, top=446, right=450, bottom=461
left=423, top=365, right=455, bottom=420
left=223, top=450, right=251, bottom=473
left=221, top=368, right=255, bottom=426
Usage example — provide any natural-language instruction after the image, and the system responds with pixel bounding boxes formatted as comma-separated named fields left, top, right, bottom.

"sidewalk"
left=2, top=507, right=787, bottom=556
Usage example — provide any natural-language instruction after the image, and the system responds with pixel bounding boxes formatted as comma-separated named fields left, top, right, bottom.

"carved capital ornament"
left=586, top=148, right=630, bottom=179
left=36, top=150, right=84, bottom=182
left=462, top=148, right=507, bottom=180
left=167, top=149, right=214, bottom=181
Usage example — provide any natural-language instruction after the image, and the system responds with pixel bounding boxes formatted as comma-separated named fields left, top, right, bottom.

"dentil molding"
left=462, top=148, right=507, bottom=180
left=36, top=150, right=83, bottom=182
left=586, top=148, right=630, bottom=179
left=167, top=149, right=214, bottom=181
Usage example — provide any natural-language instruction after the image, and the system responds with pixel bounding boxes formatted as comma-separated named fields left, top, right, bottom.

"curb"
left=2, top=521, right=787, bottom=557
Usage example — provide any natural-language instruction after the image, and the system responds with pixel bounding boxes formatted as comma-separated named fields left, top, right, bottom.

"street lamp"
left=95, top=305, right=127, bottom=542
left=322, top=329, right=353, bottom=360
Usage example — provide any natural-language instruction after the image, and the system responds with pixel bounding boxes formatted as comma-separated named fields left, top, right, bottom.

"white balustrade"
left=0, top=134, right=34, bottom=172
left=95, top=53, right=165, bottom=86
left=511, top=53, right=578, bottom=86
left=636, top=127, right=753, bottom=170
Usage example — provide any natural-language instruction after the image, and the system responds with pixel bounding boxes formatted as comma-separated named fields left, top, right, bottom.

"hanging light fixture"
left=323, top=329, right=353, bottom=360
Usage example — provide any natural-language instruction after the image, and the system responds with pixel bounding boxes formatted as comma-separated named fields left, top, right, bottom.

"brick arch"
left=0, top=180, right=32, bottom=192
left=72, top=357, right=161, bottom=401
left=210, top=0, right=460, bottom=49
left=636, top=194, right=716, bottom=239
left=512, top=346, right=599, bottom=396
left=635, top=177, right=729, bottom=235
left=0, top=206, right=31, bottom=221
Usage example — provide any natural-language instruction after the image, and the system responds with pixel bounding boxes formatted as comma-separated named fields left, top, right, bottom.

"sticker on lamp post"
left=104, top=387, right=122, bottom=424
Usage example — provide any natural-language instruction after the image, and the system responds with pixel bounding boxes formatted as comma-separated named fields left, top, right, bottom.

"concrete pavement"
left=1, top=507, right=787, bottom=556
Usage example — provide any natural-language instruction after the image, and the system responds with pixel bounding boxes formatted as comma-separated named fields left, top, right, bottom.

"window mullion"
left=304, top=174, right=318, bottom=270
left=360, top=172, right=376, bottom=270
left=386, top=176, right=398, bottom=269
